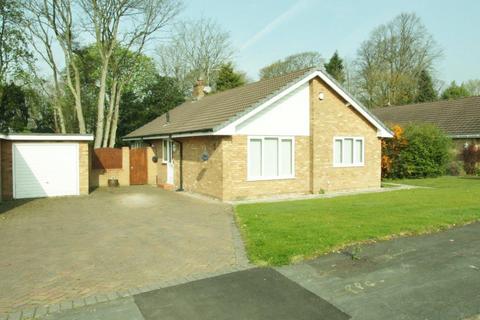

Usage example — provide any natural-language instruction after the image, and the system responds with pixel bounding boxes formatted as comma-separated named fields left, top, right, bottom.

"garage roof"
left=0, top=133, right=94, bottom=141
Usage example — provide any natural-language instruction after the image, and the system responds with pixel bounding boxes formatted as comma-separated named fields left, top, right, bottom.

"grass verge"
left=235, top=176, right=480, bottom=266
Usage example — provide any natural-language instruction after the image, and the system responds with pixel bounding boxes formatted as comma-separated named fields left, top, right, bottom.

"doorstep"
left=157, top=183, right=176, bottom=191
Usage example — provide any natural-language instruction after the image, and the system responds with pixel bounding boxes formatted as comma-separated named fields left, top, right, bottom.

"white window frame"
left=162, top=140, right=173, bottom=164
left=247, top=136, right=295, bottom=181
left=333, top=136, right=365, bottom=167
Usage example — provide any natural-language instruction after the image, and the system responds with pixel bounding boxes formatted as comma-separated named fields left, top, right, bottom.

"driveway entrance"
left=0, top=186, right=244, bottom=315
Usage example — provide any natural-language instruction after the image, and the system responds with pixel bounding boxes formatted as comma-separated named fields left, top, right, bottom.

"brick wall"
left=219, top=77, right=381, bottom=200
left=222, top=136, right=311, bottom=200
left=153, top=137, right=225, bottom=198
left=90, top=147, right=130, bottom=187
left=309, top=77, right=381, bottom=192
left=0, top=140, right=12, bottom=200
left=79, top=142, right=90, bottom=195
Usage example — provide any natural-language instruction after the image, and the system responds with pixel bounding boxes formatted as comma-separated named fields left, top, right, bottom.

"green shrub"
left=385, top=123, right=452, bottom=178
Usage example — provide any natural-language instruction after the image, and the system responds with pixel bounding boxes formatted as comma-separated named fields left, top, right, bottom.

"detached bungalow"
left=125, top=68, right=392, bottom=201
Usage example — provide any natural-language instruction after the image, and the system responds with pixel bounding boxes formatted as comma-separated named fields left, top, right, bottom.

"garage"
left=1, top=133, right=93, bottom=201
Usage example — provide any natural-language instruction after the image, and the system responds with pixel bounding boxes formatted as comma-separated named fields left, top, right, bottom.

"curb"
left=1, top=265, right=253, bottom=320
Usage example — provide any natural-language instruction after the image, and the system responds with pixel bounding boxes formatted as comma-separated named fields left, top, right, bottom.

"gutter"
left=123, top=129, right=214, bottom=142
left=172, top=137, right=184, bottom=192
left=450, top=134, right=480, bottom=139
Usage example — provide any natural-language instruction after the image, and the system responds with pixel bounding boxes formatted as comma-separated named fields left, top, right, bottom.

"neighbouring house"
left=124, top=68, right=393, bottom=201
left=0, top=133, right=93, bottom=201
left=373, top=96, right=480, bottom=157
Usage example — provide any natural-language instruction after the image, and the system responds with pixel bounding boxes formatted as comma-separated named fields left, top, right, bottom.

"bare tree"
left=0, top=0, right=33, bottom=84
left=355, top=13, right=442, bottom=108
left=464, top=79, right=480, bottom=96
left=80, top=0, right=181, bottom=148
left=259, top=52, right=323, bottom=80
left=25, top=0, right=87, bottom=133
left=157, top=17, right=233, bottom=94
left=24, top=4, right=67, bottom=133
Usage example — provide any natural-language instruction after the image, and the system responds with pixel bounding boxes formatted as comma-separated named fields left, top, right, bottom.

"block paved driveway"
left=0, top=186, right=245, bottom=315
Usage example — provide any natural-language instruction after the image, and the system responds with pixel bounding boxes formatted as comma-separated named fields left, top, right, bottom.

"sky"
left=177, top=0, right=480, bottom=84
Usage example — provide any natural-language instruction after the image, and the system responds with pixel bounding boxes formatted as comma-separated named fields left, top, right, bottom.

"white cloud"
left=240, top=0, right=310, bottom=51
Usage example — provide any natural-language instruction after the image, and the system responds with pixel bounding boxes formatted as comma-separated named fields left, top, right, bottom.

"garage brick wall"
left=79, top=142, right=89, bottom=195
left=1, top=140, right=13, bottom=200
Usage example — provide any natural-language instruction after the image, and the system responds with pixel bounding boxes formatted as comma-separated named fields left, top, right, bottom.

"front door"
left=163, top=140, right=174, bottom=185
left=130, top=148, right=148, bottom=185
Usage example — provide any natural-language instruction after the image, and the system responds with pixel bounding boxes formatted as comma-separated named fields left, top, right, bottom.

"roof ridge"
left=376, top=95, right=480, bottom=110
left=177, top=67, right=318, bottom=106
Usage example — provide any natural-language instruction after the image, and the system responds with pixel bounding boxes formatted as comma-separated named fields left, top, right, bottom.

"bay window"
left=334, top=137, right=364, bottom=166
left=248, top=137, right=294, bottom=180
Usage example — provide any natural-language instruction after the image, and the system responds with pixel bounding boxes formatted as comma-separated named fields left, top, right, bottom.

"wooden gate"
left=129, top=148, right=148, bottom=185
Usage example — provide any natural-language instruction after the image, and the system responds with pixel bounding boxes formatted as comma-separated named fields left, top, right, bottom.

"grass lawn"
left=235, top=176, right=480, bottom=266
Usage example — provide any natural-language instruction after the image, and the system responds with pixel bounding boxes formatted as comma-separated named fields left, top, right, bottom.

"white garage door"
left=13, top=143, right=80, bottom=199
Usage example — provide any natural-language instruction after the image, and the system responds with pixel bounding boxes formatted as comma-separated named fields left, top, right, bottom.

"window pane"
left=355, top=139, right=363, bottom=163
left=280, top=139, right=292, bottom=176
left=344, top=138, right=354, bottom=164
left=334, top=139, right=343, bottom=164
left=248, top=139, right=262, bottom=177
left=264, top=138, right=279, bottom=176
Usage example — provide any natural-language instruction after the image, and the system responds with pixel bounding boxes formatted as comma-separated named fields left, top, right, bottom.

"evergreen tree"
left=0, top=83, right=29, bottom=132
left=441, top=81, right=470, bottom=100
left=324, top=51, right=345, bottom=83
left=216, top=63, right=245, bottom=91
left=415, top=69, right=437, bottom=103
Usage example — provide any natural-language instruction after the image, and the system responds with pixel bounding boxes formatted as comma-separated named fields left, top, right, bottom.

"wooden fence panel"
left=92, top=148, right=123, bottom=169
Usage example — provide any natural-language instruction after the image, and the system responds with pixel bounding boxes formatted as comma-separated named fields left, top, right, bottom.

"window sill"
left=333, top=163, right=365, bottom=168
left=247, top=176, right=296, bottom=182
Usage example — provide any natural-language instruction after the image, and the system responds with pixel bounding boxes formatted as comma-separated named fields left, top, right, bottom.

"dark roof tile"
left=372, top=96, right=480, bottom=137
left=125, top=68, right=316, bottom=138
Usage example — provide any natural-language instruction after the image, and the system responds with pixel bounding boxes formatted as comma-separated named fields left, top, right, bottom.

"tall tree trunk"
left=73, top=66, right=86, bottom=133
left=53, top=108, right=59, bottom=132
left=53, top=100, right=66, bottom=133
left=102, top=79, right=117, bottom=147
left=52, top=71, right=66, bottom=133
left=108, top=84, right=123, bottom=148
left=94, top=61, right=109, bottom=148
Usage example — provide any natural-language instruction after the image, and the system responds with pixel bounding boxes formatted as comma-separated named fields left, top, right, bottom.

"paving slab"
left=277, top=222, right=480, bottom=320
left=134, top=268, right=350, bottom=320
left=38, top=298, right=144, bottom=320
left=0, top=186, right=242, bottom=315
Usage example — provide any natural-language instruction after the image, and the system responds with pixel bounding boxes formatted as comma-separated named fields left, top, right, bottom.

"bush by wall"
left=463, top=143, right=480, bottom=175
left=382, top=123, right=452, bottom=179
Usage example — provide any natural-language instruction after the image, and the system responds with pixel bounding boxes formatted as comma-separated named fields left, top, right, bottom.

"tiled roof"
left=372, top=96, right=480, bottom=137
left=124, top=68, right=316, bottom=138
